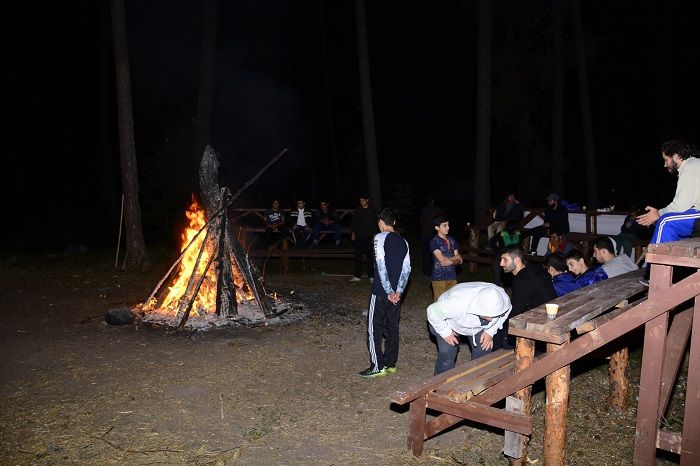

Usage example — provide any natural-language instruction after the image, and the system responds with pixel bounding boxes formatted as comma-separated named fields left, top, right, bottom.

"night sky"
left=2, top=0, right=700, bottom=253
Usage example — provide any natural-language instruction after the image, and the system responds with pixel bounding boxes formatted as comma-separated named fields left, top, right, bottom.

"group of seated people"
left=262, top=198, right=342, bottom=249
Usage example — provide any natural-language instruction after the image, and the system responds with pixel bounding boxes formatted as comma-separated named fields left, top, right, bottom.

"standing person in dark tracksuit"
left=350, top=194, right=378, bottom=282
left=359, top=208, right=411, bottom=378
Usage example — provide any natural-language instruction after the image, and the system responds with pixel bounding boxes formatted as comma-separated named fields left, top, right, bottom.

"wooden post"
left=468, top=226, right=479, bottom=273
left=407, top=395, right=427, bottom=457
left=609, top=347, right=629, bottom=411
left=544, top=336, right=570, bottom=466
left=679, top=300, right=700, bottom=466
left=507, top=337, right=535, bottom=465
left=633, top=263, right=672, bottom=465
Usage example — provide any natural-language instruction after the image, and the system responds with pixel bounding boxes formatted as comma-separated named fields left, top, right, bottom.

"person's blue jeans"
left=429, top=323, right=491, bottom=375
left=312, top=221, right=341, bottom=243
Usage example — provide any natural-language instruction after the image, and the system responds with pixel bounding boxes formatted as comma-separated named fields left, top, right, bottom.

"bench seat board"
left=509, top=270, right=645, bottom=338
left=390, top=349, right=515, bottom=405
left=434, top=356, right=515, bottom=403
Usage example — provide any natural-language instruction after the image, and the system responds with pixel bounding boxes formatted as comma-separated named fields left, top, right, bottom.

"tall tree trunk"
left=551, top=1, right=565, bottom=194
left=573, top=0, right=598, bottom=208
left=319, top=0, right=341, bottom=202
left=110, top=0, right=147, bottom=268
left=515, top=0, right=533, bottom=202
left=194, top=0, right=218, bottom=186
left=355, top=0, right=382, bottom=208
left=475, top=0, right=492, bottom=226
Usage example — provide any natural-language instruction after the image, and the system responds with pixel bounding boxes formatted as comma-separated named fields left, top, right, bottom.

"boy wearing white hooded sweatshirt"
left=427, top=282, right=512, bottom=375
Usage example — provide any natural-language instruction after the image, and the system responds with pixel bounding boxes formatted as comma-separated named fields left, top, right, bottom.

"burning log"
left=136, top=145, right=288, bottom=329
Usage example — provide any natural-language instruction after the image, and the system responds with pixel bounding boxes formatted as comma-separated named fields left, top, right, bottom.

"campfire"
left=134, top=146, right=287, bottom=329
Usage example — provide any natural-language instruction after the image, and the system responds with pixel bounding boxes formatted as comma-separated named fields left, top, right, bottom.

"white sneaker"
left=350, top=277, right=361, bottom=282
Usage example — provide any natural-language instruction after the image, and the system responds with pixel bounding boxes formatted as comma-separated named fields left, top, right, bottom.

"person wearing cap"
left=523, top=193, right=570, bottom=255
left=427, top=282, right=512, bottom=374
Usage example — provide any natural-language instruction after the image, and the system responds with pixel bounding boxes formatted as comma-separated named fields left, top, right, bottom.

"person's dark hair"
left=502, top=244, right=525, bottom=262
left=433, top=215, right=449, bottom=226
left=565, top=249, right=585, bottom=263
left=661, top=139, right=698, bottom=160
left=378, top=208, right=398, bottom=227
left=545, top=253, right=568, bottom=273
left=593, top=236, right=615, bottom=254
left=359, top=193, right=369, bottom=200
left=505, top=220, right=519, bottom=233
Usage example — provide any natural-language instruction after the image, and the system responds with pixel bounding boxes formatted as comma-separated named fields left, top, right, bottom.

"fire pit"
left=133, top=146, right=291, bottom=329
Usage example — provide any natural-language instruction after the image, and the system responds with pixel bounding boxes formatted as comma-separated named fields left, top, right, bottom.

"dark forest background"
left=2, top=0, right=699, bottom=254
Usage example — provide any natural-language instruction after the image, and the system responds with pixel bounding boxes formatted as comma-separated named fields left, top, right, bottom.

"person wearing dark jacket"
left=487, top=192, right=524, bottom=239
left=524, top=193, right=570, bottom=255
left=350, top=194, right=378, bottom=282
left=498, top=244, right=557, bottom=348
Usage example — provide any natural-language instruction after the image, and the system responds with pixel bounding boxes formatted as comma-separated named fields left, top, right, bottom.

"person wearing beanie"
left=427, top=282, right=512, bottom=375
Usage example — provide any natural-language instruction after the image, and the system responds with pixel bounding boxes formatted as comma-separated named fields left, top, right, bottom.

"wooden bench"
left=229, top=208, right=356, bottom=273
left=391, top=269, right=648, bottom=462
left=390, top=349, right=531, bottom=457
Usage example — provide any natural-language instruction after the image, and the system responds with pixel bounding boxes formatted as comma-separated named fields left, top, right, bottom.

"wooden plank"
left=680, top=303, right=700, bottom=466
left=656, top=430, right=682, bottom=454
left=424, top=413, right=463, bottom=439
left=509, top=270, right=645, bottom=337
left=474, top=270, right=700, bottom=406
left=503, top=396, right=525, bottom=458
left=425, top=394, right=532, bottom=435
left=434, top=353, right=515, bottom=402
left=647, top=238, right=700, bottom=258
left=390, top=349, right=514, bottom=404
left=508, top=326, right=567, bottom=344
left=645, top=254, right=700, bottom=268
left=576, top=299, right=645, bottom=334
left=544, top=337, right=570, bottom=466
left=633, top=263, right=672, bottom=465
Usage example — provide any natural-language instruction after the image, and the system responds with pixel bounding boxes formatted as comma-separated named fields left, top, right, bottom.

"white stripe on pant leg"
left=656, top=211, right=700, bottom=243
left=367, top=294, right=379, bottom=371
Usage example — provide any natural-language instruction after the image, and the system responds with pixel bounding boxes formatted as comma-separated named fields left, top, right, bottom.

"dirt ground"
left=0, top=249, right=686, bottom=465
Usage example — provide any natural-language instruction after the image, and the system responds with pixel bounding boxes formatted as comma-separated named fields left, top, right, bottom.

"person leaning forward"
left=427, top=282, right=512, bottom=375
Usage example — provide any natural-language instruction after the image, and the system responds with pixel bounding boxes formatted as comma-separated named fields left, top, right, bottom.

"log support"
left=544, top=337, right=570, bottom=466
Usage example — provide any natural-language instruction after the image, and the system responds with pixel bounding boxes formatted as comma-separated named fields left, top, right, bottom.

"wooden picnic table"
left=506, top=269, right=646, bottom=465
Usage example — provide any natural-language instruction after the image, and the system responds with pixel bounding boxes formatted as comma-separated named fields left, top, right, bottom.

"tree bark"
left=109, top=0, right=147, bottom=268
left=573, top=0, right=598, bottom=209
left=319, top=0, right=341, bottom=202
left=475, top=0, right=492, bottom=226
left=551, top=2, right=565, bottom=195
left=193, top=0, right=218, bottom=187
left=355, top=0, right=382, bottom=208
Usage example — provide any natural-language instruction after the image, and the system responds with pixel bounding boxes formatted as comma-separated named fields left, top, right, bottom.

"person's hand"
left=479, top=332, right=493, bottom=351
left=637, top=206, right=660, bottom=226
left=388, top=292, right=401, bottom=304
left=443, top=333, right=459, bottom=346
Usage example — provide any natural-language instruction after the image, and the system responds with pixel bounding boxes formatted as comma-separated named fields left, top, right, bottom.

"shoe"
left=350, top=277, right=361, bottom=282
left=638, top=278, right=649, bottom=287
left=384, top=366, right=396, bottom=374
left=358, top=367, right=387, bottom=378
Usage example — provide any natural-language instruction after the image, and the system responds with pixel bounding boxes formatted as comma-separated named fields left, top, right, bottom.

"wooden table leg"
left=407, top=395, right=427, bottom=457
left=506, top=337, right=535, bottom=465
left=680, top=302, right=700, bottom=465
left=609, top=346, right=629, bottom=411
left=633, top=263, right=672, bottom=465
left=544, top=336, right=571, bottom=466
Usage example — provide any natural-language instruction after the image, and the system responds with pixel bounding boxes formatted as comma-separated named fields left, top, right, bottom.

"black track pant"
left=366, top=294, right=401, bottom=371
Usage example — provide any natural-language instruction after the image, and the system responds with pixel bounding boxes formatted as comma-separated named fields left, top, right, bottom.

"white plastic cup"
left=545, top=303, right=559, bottom=319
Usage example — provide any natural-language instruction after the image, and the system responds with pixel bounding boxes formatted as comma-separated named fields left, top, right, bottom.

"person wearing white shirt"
left=427, top=282, right=511, bottom=375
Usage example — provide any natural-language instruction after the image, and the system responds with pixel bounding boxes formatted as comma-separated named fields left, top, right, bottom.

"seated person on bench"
left=427, top=282, right=512, bottom=375
left=311, top=200, right=342, bottom=248
left=565, top=248, right=608, bottom=288
left=545, top=252, right=581, bottom=297
left=263, top=198, right=287, bottom=248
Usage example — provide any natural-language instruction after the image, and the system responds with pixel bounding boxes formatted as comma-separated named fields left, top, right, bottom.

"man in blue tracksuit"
left=359, top=208, right=411, bottom=378
left=637, top=139, right=700, bottom=284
